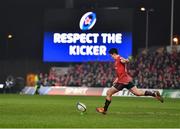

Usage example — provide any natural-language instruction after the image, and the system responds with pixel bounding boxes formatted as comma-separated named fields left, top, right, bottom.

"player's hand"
left=113, top=78, right=118, bottom=84
left=128, top=56, right=133, bottom=62
left=120, top=58, right=129, bottom=63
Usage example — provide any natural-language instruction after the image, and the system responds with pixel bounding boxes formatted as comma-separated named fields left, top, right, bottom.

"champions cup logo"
left=79, top=12, right=97, bottom=31
left=51, top=11, right=123, bottom=57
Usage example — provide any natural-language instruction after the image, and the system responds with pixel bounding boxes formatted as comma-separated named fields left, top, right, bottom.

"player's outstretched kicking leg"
left=129, top=86, right=164, bottom=103
left=96, top=85, right=164, bottom=115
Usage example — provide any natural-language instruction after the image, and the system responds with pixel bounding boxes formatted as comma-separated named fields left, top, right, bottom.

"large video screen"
left=43, top=9, right=133, bottom=62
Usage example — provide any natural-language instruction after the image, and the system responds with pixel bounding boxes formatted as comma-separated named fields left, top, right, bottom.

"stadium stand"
left=35, top=47, right=180, bottom=89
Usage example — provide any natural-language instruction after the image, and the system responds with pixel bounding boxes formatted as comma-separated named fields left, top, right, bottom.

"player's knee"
left=106, top=90, right=113, bottom=97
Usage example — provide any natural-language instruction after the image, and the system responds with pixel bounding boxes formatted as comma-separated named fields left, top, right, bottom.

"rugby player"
left=96, top=48, right=164, bottom=114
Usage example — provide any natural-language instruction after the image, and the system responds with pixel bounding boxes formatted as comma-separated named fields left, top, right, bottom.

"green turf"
left=0, top=94, right=180, bottom=128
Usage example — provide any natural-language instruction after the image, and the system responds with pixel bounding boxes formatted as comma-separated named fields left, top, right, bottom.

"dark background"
left=0, top=0, right=180, bottom=60
left=0, top=0, right=179, bottom=82
left=44, top=9, right=133, bottom=32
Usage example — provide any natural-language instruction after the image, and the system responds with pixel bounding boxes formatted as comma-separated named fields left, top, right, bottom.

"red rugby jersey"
left=114, top=55, right=132, bottom=84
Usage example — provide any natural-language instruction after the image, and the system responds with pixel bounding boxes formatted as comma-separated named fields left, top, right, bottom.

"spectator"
left=35, top=48, right=180, bottom=89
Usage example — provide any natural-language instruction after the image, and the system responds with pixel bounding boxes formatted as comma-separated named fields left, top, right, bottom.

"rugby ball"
left=77, top=102, right=86, bottom=112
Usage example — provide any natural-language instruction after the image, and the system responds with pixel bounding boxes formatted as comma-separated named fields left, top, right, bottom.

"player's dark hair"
left=108, top=48, right=118, bottom=54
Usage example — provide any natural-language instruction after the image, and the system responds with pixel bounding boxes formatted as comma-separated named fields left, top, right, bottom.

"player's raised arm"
left=120, top=57, right=129, bottom=63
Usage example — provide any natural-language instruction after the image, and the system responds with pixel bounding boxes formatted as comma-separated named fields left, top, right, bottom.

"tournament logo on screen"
left=79, top=12, right=97, bottom=31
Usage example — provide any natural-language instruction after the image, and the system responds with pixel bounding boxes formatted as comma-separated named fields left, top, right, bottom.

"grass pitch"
left=0, top=94, right=180, bottom=128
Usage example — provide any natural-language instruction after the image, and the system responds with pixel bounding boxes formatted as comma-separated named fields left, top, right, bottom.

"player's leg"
left=129, top=86, right=164, bottom=103
left=96, top=86, right=119, bottom=114
left=104, top=86, right=119, bottom=110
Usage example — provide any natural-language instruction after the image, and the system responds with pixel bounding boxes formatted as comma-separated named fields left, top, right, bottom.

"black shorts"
left=112, top=81, right=135, bottom=91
